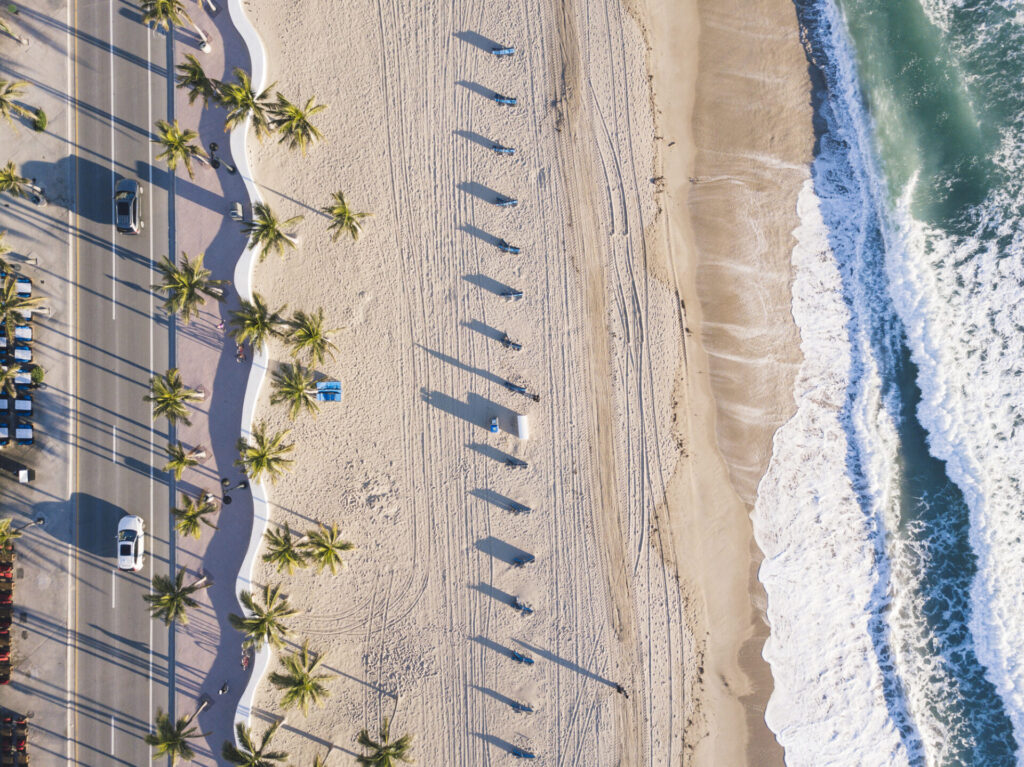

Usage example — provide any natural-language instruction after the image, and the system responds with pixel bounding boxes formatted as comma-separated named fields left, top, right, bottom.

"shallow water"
left=755, top=0, right=1024, bottom=763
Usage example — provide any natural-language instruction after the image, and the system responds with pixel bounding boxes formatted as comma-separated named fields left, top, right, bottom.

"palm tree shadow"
left=245, top=179, right=330, bottom=220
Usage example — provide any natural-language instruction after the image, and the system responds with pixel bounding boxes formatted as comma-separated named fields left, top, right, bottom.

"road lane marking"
left=146, top=21, right=155, bottom=741
left=111, top=570, right=115, bottom=608
left=109, top=0, right=116, bottom=320
left=66, top=0, right=77, bottom=760
left=111, top=423, right=117, bottom=462
left=110, top=714, right=114, bottom=752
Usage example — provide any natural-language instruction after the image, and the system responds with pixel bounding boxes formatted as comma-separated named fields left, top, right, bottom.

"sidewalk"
left=162, top=5, right=259, bottom=764
left=0, top=1, right=78, bottom=764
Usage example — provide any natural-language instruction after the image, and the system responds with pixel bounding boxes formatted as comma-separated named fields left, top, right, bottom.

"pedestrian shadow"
left=467, top=442, right=520, bottom=466
left=475, top=731, right=529, bottom=755
left=463, top=318, right=505, bottom=343
left=415, top=345, right=505, bottom=386
left=469, top=488, right=518, bottom=511
left=474, top=535, right=531, bottom=565
left=459, top=224, right=500, bottom=246
left=453, top=30, right=502, bottom=52
left=512, top=638, right=616, bottom=687
left=463, top=273, right=515, bottom=296
left=454, top=129, right=496, bottom=150
left=456, top=80, right=496, bottom=101
left=457, top=180, right=505, bottom=204
left=470, top=580, right=515, bottom=607
left=471, top=683, right=518, bottom=708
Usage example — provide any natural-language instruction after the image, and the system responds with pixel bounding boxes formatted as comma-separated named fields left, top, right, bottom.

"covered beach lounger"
left=14, top=278, right=30, bottom=298
left=13, top=326, right=31, bottom=343
left=315, top=381, right=342, bottom=402
left=12, top=346, right=30, bottom=364
left=13, top=370, right=31, bottom=388
left=0, top=426, right=8, bottom=448
left=13, top=396, right=31, bottom=417
left=14, top=423, right=31, bottom=446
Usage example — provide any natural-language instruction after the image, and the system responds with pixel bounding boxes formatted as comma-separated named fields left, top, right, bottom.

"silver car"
left=114, top=179, right=142, bottom=234
left=116, top=515, right=145, bottom=571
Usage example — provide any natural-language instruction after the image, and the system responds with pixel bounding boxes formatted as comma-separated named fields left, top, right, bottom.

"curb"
left=225, top=0, right=273, bottom=732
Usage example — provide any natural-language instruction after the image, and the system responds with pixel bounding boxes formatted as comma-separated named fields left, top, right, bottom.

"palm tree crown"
left=323, top=191, right=373, bottom=242
left=153, top=118, right=209, bottom=180
left=0, top=367, right=18, bottom=399
left=0, top=161, right=43, bottom=202
left=228, top=584, right=297, bottom=651
left=262, top=523, right=308, bottom=574
left=145, top=368, right=205, bottom=426
left=242, top=202, right=303, bottom=262
left=356, top=718, right=414, bottom=767
left=229, top=292, right=287, bottom=350
left=0, top=518, right=22, bottom=549
left=236, top=421, right=295, bottom=483
left=269, top=641, right=334, bottom=714
left=172, top=492, right=219, bottom=539
left=139, top=0, right=210, bottom=50
left=144, top=569, right=210, bottom=626
left=0, top=79, right=31, bottom=125
left=305, top=524, right=355, bottom=575
left=0, top=275, right=43, bottom=340
left=163, top=441, right=207, bottom=479
left=175, top=53, right=219, bottom=107
left=269, top=93, right=325, bottom=155
left=145, top=709, right=209, bottom=765
left=287, top=308, right=338, bottom=365
left=152, top=251, right=227, bottom=323
left=218, top=67, right=276, bottom=140
left=270, top=363, right=319, bottom=420
left=222, top=720, right=288, bottom=767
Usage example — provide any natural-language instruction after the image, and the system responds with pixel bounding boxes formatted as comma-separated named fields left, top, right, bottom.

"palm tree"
left=269, top=641, right=334, bottom=714
left=270, top=363, right=319, bottom=420
left=269, top=94, right=325, bottom=155
left=0, top=80, right=31, bottom=125
left=0, top=367, right=18, bottom=399
left=236, top=422, right=295, bottom=484
left=0, top=275, right=44, bottom=339
left=146, top=368, right=205, bottom=426
left=242, top=202, right=303, bottom=262
left=0, top=162, right=46, bottom=205
left=323, top=191, right=373, bottom=242
left=172, top=492, right=219, bottom=539
left=230, top=292, right=287, bottom=350
left=304, top=524, right=354, bottom=575
left=222, top=720, right=288, bottom=767
left=262, top=523, right=308, bottom=574
left=163, top=441, right=208, bottom=479
left=175, top=53, right=219, bottom=107
left=228, top=584, right=297, bottom=651
left=286, top=308, right=338, bottom=365
left=218, top=67, right=276, bottom=140
left=152, top=251, right=227, bottom=323
left=144, top=708, right=209, bottom=765
left=0, top=230, right=12, bottom=274
left=355, top=718, right=413, bottom=767
left=144, top=568, right=210, bottom=626
left=0, top=518, right=22, bottom=549
left=139, top=0, right=211, bottom=53
left=153, top=118, right=210, bottom=180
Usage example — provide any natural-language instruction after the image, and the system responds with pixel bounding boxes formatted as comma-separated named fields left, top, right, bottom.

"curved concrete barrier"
left=226, top=0, right=273, bottom=732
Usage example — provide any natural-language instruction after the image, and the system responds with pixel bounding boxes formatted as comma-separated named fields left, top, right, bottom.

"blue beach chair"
left=491, top=46, right=515, bottom=56
left=493, top=94, right=517, bottom=106
left=495, top=196, right=518, bottom=207
left=316, top=381, right=342, bottom=402
left=491, top=144, right=515, bottom=155
left=497, top=240, right=520, bottom=254
left=15, top=423, right=32, bottom=446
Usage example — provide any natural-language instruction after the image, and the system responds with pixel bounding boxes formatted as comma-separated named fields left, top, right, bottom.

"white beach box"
left=516, top=413, right=529, bottom=440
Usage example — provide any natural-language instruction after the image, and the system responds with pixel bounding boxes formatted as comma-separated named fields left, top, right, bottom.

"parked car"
left=116, top=515, right=145, bottom=571
left=114, top=179, right=142, bottom=234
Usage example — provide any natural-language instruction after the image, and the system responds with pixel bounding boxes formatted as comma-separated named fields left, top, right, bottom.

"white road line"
left=65, top=0, right=76, bottom=759
left=109, top=714, right=115, bottom=752
left=110, top=570, right=115, bottom=608
left=111, top=423, right=116, bottom=462
left=146, top=21, right=155, bottom=739
left=109, top=0, right=116, bottom=320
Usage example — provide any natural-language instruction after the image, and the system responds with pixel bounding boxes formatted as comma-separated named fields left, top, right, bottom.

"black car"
left=114, top=179, right=142, bottom=234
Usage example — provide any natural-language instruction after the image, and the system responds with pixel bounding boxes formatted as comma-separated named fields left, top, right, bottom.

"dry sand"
left=233, top=0, right=812, bottom=764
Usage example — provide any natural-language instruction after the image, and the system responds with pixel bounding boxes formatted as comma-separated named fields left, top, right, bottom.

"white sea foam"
left=755, top=179, right=913, bottom=767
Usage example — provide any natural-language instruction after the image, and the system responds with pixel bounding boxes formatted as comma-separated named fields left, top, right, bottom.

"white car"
left=116, top=516, right=145, bottom=571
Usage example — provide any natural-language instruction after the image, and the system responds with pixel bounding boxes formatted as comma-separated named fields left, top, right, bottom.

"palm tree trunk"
left=188, top=447, right=208, bottom=461
left=199, top=0, right=217, bottom=12
left=185, top=18, right=212, bottom=53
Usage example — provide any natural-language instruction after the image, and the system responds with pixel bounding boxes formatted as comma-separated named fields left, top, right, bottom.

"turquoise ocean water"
left=753, top=1, right=1024, bottom=764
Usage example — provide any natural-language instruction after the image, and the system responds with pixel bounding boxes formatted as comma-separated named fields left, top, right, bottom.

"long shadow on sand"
left=453, top=30, right=503, bottom=52
left=463, top=273, right=517, bottom=296
left=512, top=638, right=616, bottom=688
left=474, top=535, right=532, bottom=565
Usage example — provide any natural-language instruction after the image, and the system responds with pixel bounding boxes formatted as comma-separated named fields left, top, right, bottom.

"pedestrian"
left=219, top=682, right=229, bottom=695
left=217, top=320, right=225, bottom=330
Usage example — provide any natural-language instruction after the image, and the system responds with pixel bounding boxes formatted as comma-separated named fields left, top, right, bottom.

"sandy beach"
left=229, top=0, right=812, bottom=763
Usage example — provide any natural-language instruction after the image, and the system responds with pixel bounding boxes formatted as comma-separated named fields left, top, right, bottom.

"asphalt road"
left=70, top=2, right=173, bottom=764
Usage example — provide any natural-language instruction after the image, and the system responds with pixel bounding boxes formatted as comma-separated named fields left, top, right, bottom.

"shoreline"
left=639, top=0, right=813, bottom=763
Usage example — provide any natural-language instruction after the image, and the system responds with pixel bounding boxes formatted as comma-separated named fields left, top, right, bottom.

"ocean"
left=753, top=0, right=1024, bottom=764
